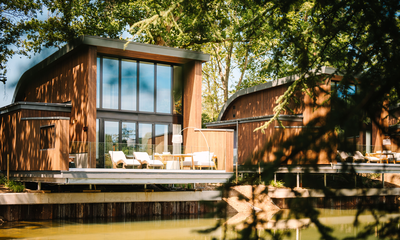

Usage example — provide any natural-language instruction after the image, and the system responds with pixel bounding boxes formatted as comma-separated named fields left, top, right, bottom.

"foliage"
left=269, top=180, right=285, bottom=188
left=1, top=178, right=25, bottom=192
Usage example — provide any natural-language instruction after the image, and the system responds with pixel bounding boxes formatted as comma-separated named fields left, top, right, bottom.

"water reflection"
left=1, top=209, right=399, bottom=239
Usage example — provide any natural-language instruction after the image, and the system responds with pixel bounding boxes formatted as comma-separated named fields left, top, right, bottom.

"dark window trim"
left=40, top=124, right=56, bottom=150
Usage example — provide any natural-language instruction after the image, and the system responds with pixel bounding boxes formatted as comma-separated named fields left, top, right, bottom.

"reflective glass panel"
left=102, top=57, right=119, bottom=109
left=121, top=60, right=137, bottom=111
left=139, top=62, right=154, bottom=112
left=96, top=57, right=100, bottom=108
left=155, top=124, right=169, bottom=153
left=138, top=123, right=152, bottom=152
left=104, top=121, right=119, bottom=168
left=156, top=65, right=172, bottom=113
left=122, top=122, right=136, bottom=155
left=173, top=65, right=183, bottom=115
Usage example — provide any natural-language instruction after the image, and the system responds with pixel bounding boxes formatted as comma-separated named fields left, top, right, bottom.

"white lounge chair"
left=193, top=151, right=216, bottom=170
left=365, top=153, right=382, bottom=163
left=133, top=152, right=164, bottom=169
left=108, top=151, right=141, bottom=169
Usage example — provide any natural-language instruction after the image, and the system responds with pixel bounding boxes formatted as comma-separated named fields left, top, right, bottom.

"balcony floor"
left=4, top=168, right=233, bottom=185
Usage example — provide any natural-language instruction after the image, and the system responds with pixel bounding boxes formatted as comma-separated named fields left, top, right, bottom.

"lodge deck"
left=238, top=162, right=400, bottom=174
left=2, top=169, right=233, bottom=185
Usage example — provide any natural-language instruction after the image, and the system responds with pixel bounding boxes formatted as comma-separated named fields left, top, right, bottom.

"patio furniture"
left=365, top=153, right=383, bottom=163
left=373, top=151, right=389, bottom=163
left=193, top=151, right=216, bottom=170
left=393, top=153, right=400, bottom=164
left=352, top=151, right=365, bottom=162
left=172, top=153, right=194, bottom=169
left=109, top=151, right=141, bottom=169
left=133, top=152, right=164, bottom=169
left=337, top=150, right=353, bottom=162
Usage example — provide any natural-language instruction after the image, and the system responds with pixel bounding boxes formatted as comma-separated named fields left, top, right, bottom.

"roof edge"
left=12, top=36, right=210, bottom=103
left=217, top=67, right=337, bottom=121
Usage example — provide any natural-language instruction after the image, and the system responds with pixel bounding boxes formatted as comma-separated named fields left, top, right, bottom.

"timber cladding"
left=14, top=45, right=97, bottom=168
left=0, top=108, right=70, bottom=171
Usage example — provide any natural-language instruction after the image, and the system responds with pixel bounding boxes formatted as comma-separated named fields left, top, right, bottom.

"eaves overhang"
left=12, top=35, right=210, bottom=103
left=217, top=66, right=337, bottom=121
left=206, top=114, right=303, bottom=128
left=0, top=101, right=72, bottom=115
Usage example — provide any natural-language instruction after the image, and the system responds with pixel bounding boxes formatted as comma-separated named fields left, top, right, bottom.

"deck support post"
left=296, top=173, right=299, bottom=188
left=144, top=184, right=147, bottom=189
left=382, top=173, right=385, bottom=188
left=324, top=173, right=327, bottom=187
left=355, top=174, right=357, bottom=188
left=89, top=184, right=92, bottom=190
left=37, top=182, right=41, bottom=191
left=274, top=173, right=276, bottom=184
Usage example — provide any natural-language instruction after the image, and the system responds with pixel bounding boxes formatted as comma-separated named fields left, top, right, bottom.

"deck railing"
left=68, top=141, right=227, bottom=171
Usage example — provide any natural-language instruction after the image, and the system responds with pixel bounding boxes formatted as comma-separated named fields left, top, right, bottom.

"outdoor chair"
left=108, top=151, right=141, bottom=169
left=133, top=152, right=164, bottom=169
left=337, top=150, right=353, bottom=162
left=352, top=151, right=365, bottom=162
left=182, top=157, right=194, bottom=169
left=393, top=153, right=400, bottom=164
left=193, top=151, right=216, bottom=170
left=365, top=153, right=382, bottom=163
left=374, top=151, right=389, bottom=163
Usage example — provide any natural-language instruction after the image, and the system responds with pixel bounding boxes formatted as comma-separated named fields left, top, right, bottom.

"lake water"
left=1, top=209, right=399, bottom=239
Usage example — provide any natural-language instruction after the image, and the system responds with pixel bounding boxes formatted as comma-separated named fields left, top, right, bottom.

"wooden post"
left=235, top=161, right=238, bottom=184
left=7, top=154, right=9, bottom=182
left=382, top=173, right=385, bottom=188
left=297, top=173, right=299, bottom=188
left=274, top=173, right=276, bottom=184
left=324, top=173, right=326, bottom=187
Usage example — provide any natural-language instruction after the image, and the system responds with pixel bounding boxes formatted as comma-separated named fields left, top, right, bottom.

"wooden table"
left=172, top=154, right=194, bottom=169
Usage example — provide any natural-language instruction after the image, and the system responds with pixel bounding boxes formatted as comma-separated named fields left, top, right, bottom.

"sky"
left=0, top=47, right=58, bottom=108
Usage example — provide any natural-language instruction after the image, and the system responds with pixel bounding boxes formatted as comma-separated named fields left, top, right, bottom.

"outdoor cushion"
left=109, top=151, right=141, bottom=169
left=133, top=152, right=164, bottom=168
left=193, top=151, right=215, bottom=168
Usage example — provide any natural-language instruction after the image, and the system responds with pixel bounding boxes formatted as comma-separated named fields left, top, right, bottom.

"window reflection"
left=139, top=62, right=155, bottom=112
left=96, top=57, right=100, bottom=108
left=104, top=121, right=119, bottom=168
left=155, top=124, right=169, bottom=153
left=139, top=123, right=153, bottom=152
left=122, top=122, right=136, bottom=155
left=121, top=60, right=137, bottom=111
left=157, top=65, right=172, bottom=113
left=173, top=66, right=183, bottom=115
left=102, top=57, right=119, bottom=109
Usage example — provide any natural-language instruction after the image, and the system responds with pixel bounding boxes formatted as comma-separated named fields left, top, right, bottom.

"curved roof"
left=217, top=66, right=337, bottom=121
left=13, top=35, right=210, bottom=103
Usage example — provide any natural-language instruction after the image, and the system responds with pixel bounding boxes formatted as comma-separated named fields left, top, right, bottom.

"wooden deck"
left=2, top=169, right=233, bottom=185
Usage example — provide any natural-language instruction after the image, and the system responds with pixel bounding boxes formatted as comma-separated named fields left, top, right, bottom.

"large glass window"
left=155, top=124, right=169, bottom=153
left=122, top=122, right=136, bottom=155
left=157, top=65, right=172, bottom=113
left=173, top=65, right=183, bottom=115
left=138, top=123, right=153, bottom=152
left=121, top=60, right=137, bottom=111
left=104, top=121, right=119, bottom=168
left=102, top=58, right=119, bottom=109
left=97, top=57, right=101, bottom=108
left=139, top=62, right=155, bottom=112
left=97, top=56, right=176, bottom=114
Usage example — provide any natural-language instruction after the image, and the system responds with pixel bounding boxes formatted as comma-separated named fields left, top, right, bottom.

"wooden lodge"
left=0, top=36, right=233, bottom=184
left=206, top=67, right=395, bottom=165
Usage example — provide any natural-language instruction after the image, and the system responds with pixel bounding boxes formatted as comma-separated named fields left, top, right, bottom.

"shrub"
left=4, top=180, right=25, bottom=193
left=269, top=180, right=285, bottom=188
